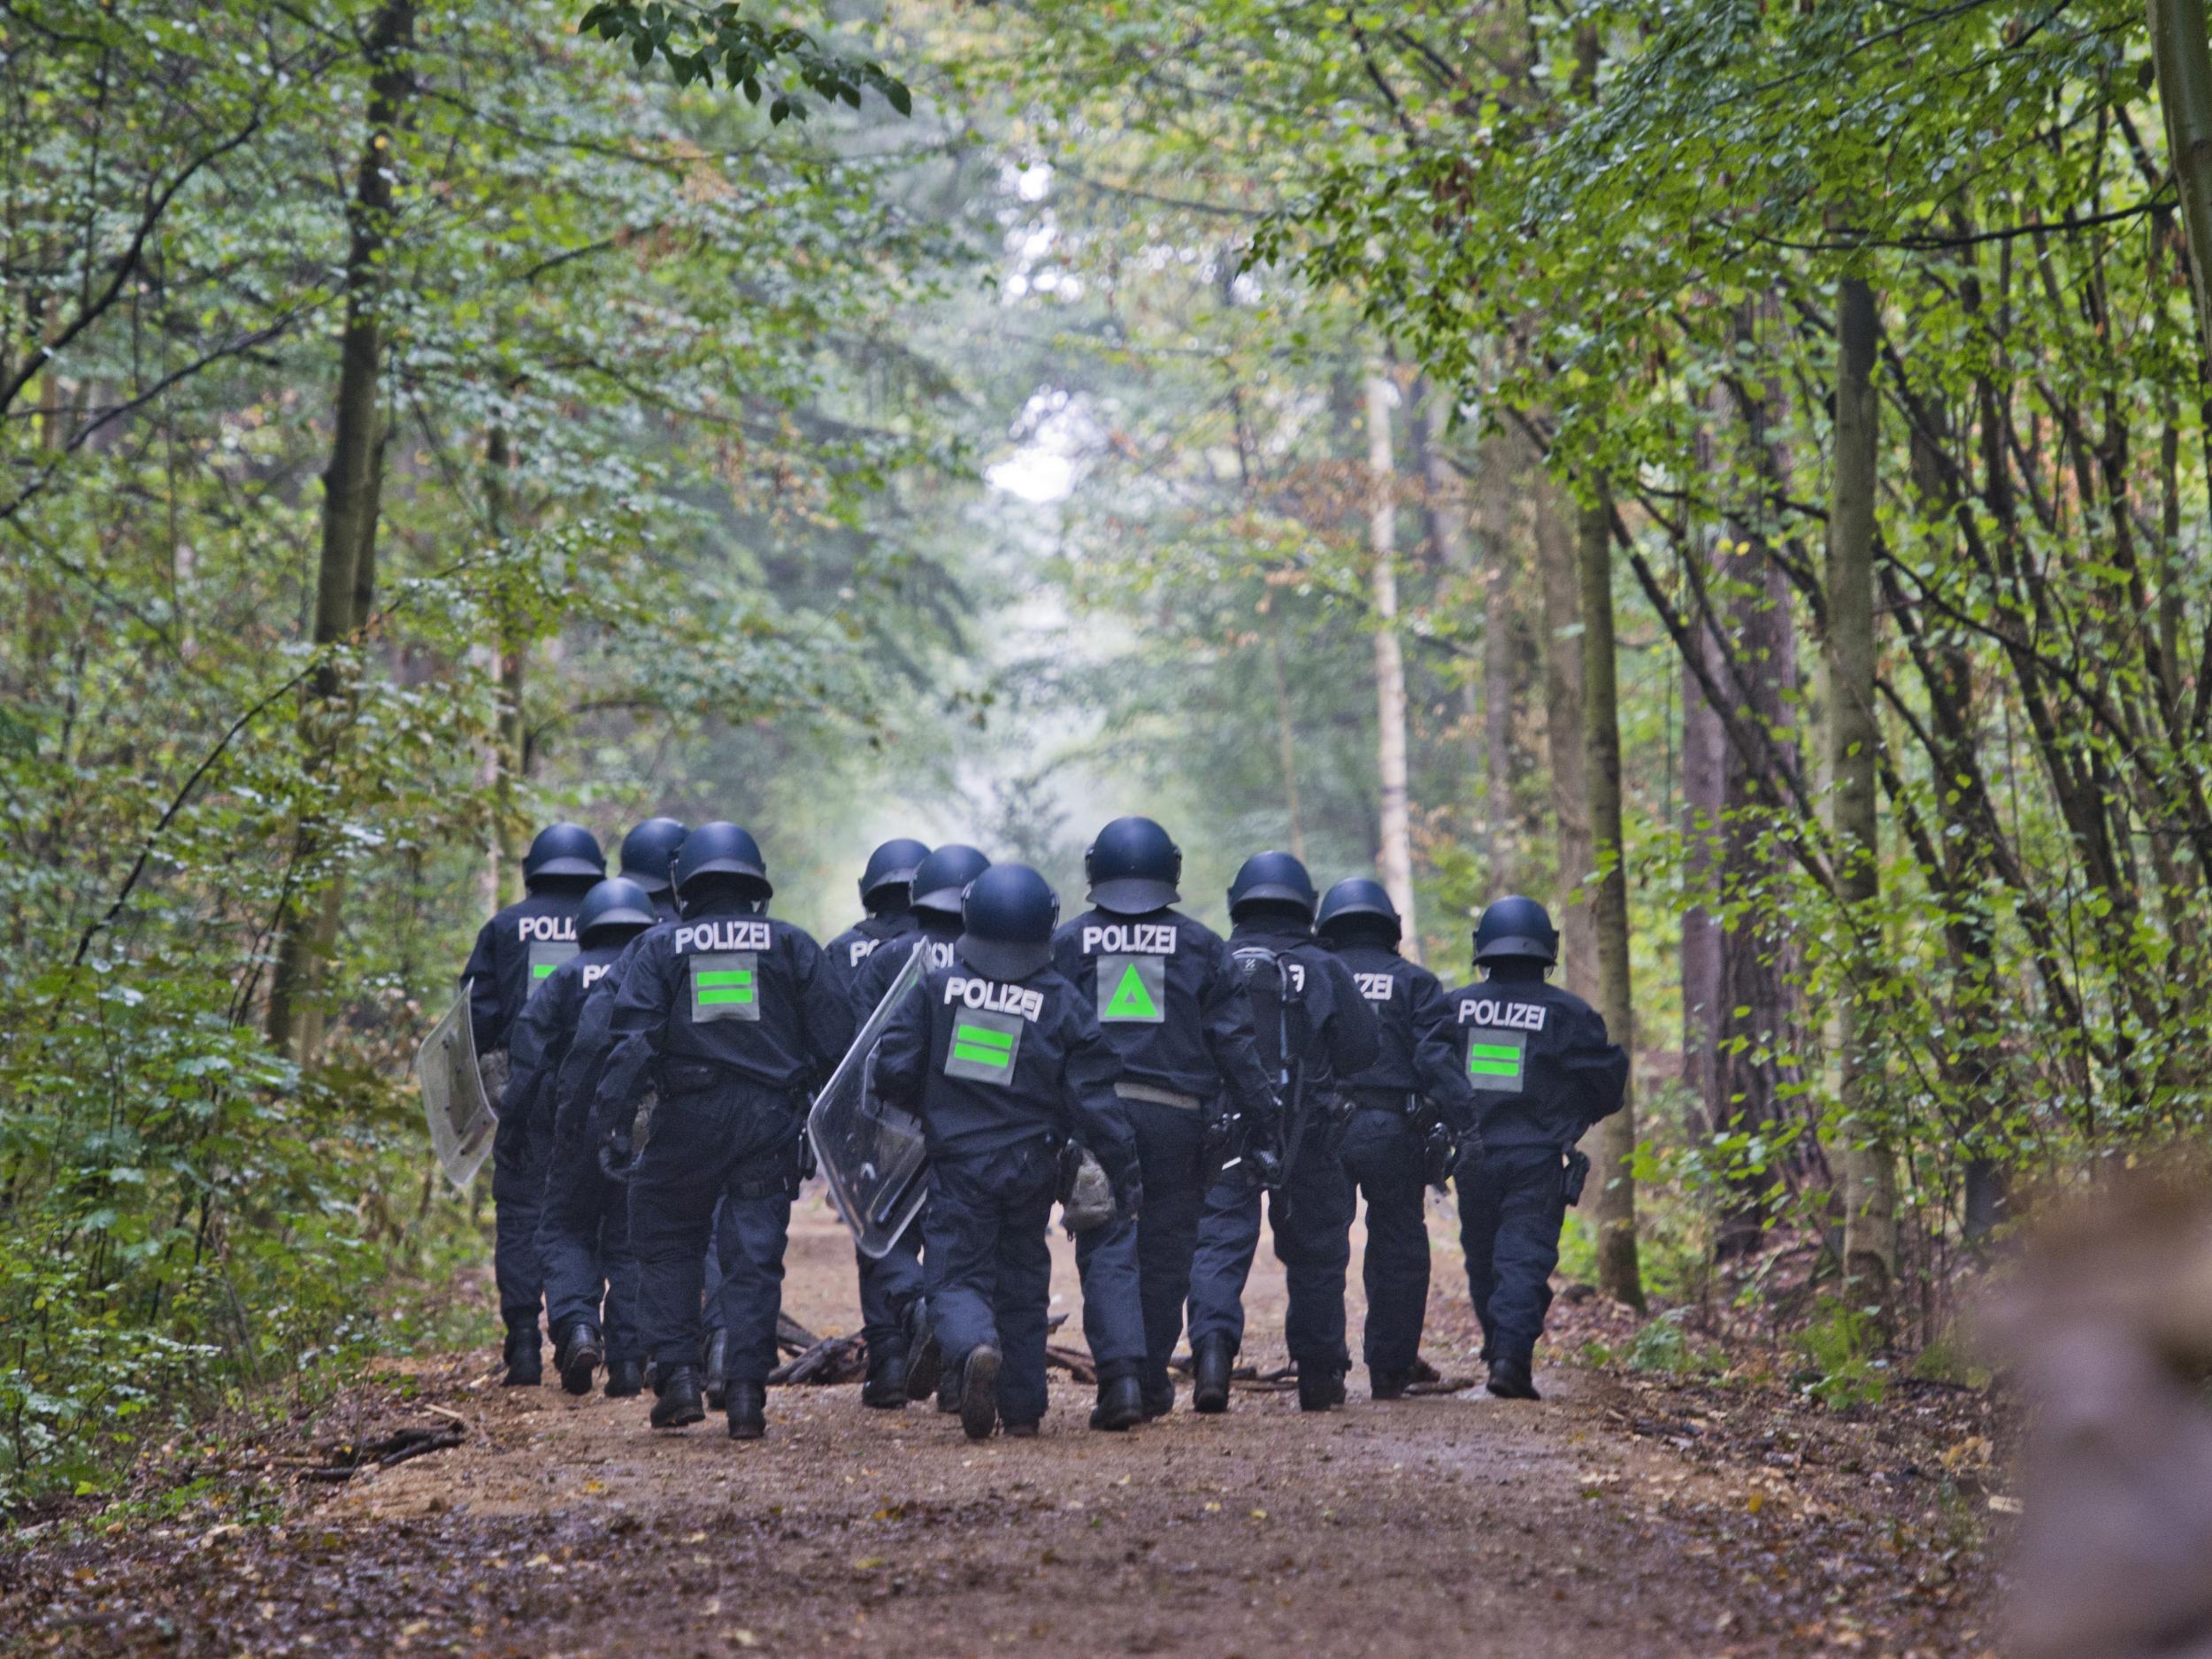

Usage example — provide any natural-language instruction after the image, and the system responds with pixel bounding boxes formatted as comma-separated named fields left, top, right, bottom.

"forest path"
left=2, top=1210, right=1994, bottom=1658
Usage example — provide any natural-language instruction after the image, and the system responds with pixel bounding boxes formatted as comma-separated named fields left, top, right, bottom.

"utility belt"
left=1349, top=1087, right=1420, bottom=1118
left=1115, top=1081, right=1206, bottom=1112
left=656, top=1057, right=803, bottom=1107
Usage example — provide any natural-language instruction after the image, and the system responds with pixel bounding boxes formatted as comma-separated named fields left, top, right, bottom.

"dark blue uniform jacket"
left=1324, top=941, right=1481, bottom=1133
left=873, top=949, right=1136, bottom=1183
left=1223, top=919, right=1382, bottom=1098
left=461, top=887, right=591, bottom=1056
left=1050, top=907, right=1275, bottom=1114
left=1437, top=974, right=1628, bottom=1150
left=590, top=901, right=851, bottom=1118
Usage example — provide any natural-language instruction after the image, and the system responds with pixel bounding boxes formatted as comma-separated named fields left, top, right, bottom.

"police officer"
left=872, top=864, right=1138, bottom=1441
left=618, top=817, right=689, bottom=923
left=1317, top=878, right=1485, bottom=1400
left=823, top=837, right=931, bottom=1006
left=1442, top=895, right=1627, bottom=1399
left=846, top=843, right=991, bottom=1408
left=463, top=821, right=606, bottom=1384
left=818, top=836, right=933, bottom=1408
left=501, top=877, right=659, bottom=1396
left=1186, top=854, right=1379, bottom=1413
left=1056, top=817, right=1278, bottom=1428
left=588, top=823, right=852, bottom=1439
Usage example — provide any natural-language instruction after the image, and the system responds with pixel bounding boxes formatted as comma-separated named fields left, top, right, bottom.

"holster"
left=1562, top=1148, right=1593, bottom=1208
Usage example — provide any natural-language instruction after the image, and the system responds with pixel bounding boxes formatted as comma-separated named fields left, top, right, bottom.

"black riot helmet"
left=1226, top=850, right=1318, bottom=923
left=910, top=843, right=991, bottom=918
left=618, top=818, right=688, bottom=895
left=576, top=876, right=657, bottom=946
left=1316, top=877, right=1402, bottom=943
left=858, top=837, right=932, bottom=912
left=1084, top=816, right=1181, bottom=915
left=959, top=864, right=1061, bottom=980
left=1474, top=894, right=1558, bottom=967
left=673, top=821, right=772, bottom=906
left=523, top=822, right=606, bottom=887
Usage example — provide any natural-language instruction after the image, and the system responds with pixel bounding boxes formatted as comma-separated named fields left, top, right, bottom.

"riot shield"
left=417, top=993, right=496, bottom=1189
left=807, top=941, right=932, bottom=1259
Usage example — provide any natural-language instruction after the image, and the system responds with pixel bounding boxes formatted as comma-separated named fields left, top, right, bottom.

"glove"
left=596, top=1130, right=634, bottom=1183
left=1451, top=1124, right=1487, bottom=1179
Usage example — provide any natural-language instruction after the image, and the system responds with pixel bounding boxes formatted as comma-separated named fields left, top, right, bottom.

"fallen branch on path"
left=299, top=1423, right=467, bottom=1483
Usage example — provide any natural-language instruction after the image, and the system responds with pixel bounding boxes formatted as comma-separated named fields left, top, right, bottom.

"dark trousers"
left=858, top=1231, right=926, bottom=1348
left=536, top=1134, right=641, bottom=1363
left=492, top=1112, right=554, bottom=1333
left=1187, top=1127, right=1355, bottom=1374
left=1075, top=1098, right=1210, bottom=1390
left=922, top=1141, right=1059, bottom=1426
left=1455, top=1142, right=1567, bottom=1364
left=1339, top=1109, right=1432, bottom=1374
left=630, top=1086, right=802, bottom=1380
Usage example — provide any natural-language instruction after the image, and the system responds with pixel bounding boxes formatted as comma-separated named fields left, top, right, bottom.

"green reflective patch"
left=689, top=951, right=760, bottom=1024
left=946, top=1010, right=1023, bottom=1083
left=1465, top=1028, right=1528, bottom=1091
left=1098, top=954, right=1166, bottom=1023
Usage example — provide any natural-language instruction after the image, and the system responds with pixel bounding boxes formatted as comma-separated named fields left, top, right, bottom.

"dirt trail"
left=2, top=1206, right=1997, bottom=1658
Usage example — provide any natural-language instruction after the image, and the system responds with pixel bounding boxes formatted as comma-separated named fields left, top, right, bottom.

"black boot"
left=556, top=1323, right=603, bottom=1397
left=1297, top=1366, right=1337, bottom=1413
left=1192, top=1337, right=1234, bottom=1415
left=936, top=1372, right=959, bottom=1414
left=958, top=1345, right=1002, bottom=1442
left=726, top=1381, right=766, bottom=1440
left=1370, top=1366, right=1411, bottom=1402
left=1088, top=1375, right=1143, bottom=1432
left=902, top=1301, right=943, bottom=1404
left=604, top=1358, right=645, bottom=1398
left=503, top=1327, right=542, bottom=1387
left=1486, top=1356, right=1540, bottom=1401
left=650, top=1364, right=706, bottom=1429
left=862, top=1338, right=909, bottom=1409
left=1141, top=1372, right=1175, bottom=1421
left=701, top=1329, right=729, bottom=1412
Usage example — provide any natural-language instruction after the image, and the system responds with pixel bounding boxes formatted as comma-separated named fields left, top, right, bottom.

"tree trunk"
left=1408, top=379, right=1489, bottom=879
left=263, top=0, right=416, bottom=1058
left=1681, top=419, right=1726, bottom=1153
left=1479, top=433, right=1525, bottom=897
left=1535, top=479, right=1597, bottom=1003
left=487, top=423, right=528, bottom=909
left=1365, top=361, right=1419, bottom=957
left=2150, top=0, right=2212, bottom=368
left=1575, top=488, right=1645, bottom=1309
left=1829, top=275, right=1897, bottom=1312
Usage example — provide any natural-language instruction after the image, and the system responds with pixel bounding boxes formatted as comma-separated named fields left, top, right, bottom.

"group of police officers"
left=460, top=814, right=1627, bottom=1442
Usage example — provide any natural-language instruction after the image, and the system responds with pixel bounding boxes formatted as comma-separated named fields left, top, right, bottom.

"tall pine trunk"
left=1365, top=361, right=1418, bottom=956
left=1576, top=489, right=1645, bottom=1308
left=1829, top=275, right=1897, bottom=1312
left=265, top=1, right=416, bottom=1058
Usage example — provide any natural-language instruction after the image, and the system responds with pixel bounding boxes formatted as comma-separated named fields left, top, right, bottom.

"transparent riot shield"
left=417, top=993, right=496, bottom=1189
left=807, top=941, right=932, bottom=1259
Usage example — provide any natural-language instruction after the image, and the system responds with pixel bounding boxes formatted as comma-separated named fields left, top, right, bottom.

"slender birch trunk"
left=1365, top=361, right=1418, bottom=957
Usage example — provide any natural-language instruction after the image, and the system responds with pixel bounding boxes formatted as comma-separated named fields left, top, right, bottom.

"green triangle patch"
left=1104, top=963, right=1159, bottom=1020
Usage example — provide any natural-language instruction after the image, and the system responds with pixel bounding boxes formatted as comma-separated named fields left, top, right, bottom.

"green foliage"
left=577, top=3, right=911, bottom=117
left=1793, top=1298, right=1892, bottom=1411
left=0, top=0, right=965, bottom=1499
left=1625, top=1310, right=1723, bottom=1378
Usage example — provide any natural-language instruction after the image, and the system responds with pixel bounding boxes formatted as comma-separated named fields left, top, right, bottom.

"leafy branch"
left=576, top=4, right=912, bottom=121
